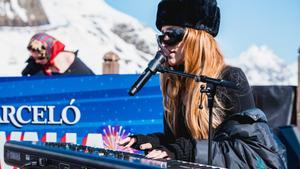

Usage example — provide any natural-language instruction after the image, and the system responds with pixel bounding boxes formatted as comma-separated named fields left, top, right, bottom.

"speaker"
left=275, top=126, right=300, bottom=169
left=252, top=86, right=297, bottom=128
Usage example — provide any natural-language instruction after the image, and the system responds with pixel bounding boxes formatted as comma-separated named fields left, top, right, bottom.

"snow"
left=0, top=0, right=28, bottom=21
left=228, top=45, right=297, bottom=85
left=11, top=0, right=28, bottom=22
left=4, top=2, right=14, bottom=19
left=0, top=0, right=297, bottom=86
left=0, top=0, right=157, bottom=76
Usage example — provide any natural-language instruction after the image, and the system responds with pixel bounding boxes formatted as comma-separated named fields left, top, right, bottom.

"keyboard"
left=4, top=141, right=224, bottom=169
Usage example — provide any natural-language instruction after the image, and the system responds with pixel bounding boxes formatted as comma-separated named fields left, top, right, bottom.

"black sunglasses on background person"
left=158, top=27, right=186, bottom=46
left=27, top=48, right=48, bottom=61
left=27, top=47, right=41, bottom=53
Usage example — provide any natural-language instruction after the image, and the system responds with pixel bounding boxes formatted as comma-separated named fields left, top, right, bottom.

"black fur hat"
left=156, top=0, right=220, bottom=37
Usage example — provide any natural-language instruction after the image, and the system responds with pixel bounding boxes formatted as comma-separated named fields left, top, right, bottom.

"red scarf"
left=44, top=40, right=65, bottom=75
left=29, top=33, right=65, bottom=75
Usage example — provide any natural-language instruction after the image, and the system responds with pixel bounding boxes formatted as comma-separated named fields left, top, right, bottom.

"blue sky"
left=105, top=0, right=300, bottom=63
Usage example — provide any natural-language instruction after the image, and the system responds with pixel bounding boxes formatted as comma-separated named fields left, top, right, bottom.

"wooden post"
left=297, top=48, right=300, bottom=128
left=102, top=51, right=120, bottom=74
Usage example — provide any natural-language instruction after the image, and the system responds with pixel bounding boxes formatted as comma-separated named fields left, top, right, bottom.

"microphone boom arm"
left=157, top=66, right=238, bottom=89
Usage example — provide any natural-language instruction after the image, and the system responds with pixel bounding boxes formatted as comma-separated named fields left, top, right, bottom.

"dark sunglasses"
left=158, top=27, right=186, bottom=46
left=27, top=44, right=46, bottom=53
left=27, top=47, right=47, bottom=60
left=27, top=47, right=41, bottom=53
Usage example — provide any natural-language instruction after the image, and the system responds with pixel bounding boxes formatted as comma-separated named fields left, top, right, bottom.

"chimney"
left=102, top=52, right=120, bottom=74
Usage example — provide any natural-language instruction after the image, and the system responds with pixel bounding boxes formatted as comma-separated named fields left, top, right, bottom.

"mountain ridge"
left=0, top=0, right=297, bottom=85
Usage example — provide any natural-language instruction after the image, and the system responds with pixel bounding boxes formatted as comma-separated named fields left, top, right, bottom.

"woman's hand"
left=118, top=137, right=153, bottom=150
left=118, top=137, right=136, bottom=149
left=146, top=149, right=171, bottom=160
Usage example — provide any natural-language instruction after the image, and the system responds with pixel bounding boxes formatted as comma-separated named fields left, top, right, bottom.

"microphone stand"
left=157, top=66, right=237, bottom=165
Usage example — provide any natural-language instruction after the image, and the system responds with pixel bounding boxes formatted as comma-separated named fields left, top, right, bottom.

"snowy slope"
left=228, top=45, right=297, bottom=85
left=0, top=0, right=157, bottom=76
left=0, top=0, right=297, bottom=85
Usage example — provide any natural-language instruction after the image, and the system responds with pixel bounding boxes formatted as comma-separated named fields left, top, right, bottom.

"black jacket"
left=22, top=51, right=94, bottom=76
left=194, top=108, right=287, bottom=168
left=132, top=67, right=287, bottom=168
left=134, top=108, right=287, bottom=168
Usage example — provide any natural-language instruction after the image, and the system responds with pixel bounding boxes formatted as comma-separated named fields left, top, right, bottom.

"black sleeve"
left=161, top=137, right=196, bottom=161
left=65, top=53, right=95, bottom=75
left=150, top=68, right=286, bottom=168
left=132, top=114, right=176, bottom=149
left=194, top=118, right=287, bottom=168
left=155, top=114, right=285, bottom=168
left=132, top=116, right=196, bottom=161
left=22, top=57, right=44, bottom=76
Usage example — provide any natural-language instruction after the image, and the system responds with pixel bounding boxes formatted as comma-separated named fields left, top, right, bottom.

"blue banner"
left=0, top=75, right=163, bottom=168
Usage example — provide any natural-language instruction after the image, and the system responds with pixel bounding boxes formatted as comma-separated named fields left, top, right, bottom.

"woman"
left=22, top=32, right=94, bottom=76
left=119, top=0, right=287, bottom=168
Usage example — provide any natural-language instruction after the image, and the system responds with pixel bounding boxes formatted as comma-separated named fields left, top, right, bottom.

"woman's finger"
left=140, top=143, right=152, bottom=150
left=153, top=151, right=168, bottom=159
left=124, top=137, right=136, bottom=148
left=146, top=149, right=159, bottom=158
left=146, top=149, right=169, bottom=159
left=117, top=137, right=131, bottom=145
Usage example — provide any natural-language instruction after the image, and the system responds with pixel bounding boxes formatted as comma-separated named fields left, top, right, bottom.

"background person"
left=22, top=32, right=94, bottom=76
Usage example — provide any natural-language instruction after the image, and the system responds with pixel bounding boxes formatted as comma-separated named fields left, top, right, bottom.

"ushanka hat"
left=156, top=0, right=220, bottom=37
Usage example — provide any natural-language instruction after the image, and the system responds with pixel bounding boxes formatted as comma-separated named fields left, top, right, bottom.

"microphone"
left=129, top=51, right=166, bottom=96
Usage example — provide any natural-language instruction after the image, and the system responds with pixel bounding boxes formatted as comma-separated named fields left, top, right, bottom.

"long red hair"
left=160, top=28, right=226, bottom=139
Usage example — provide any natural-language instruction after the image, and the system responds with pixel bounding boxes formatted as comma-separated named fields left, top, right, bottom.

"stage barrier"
left=0, top=75, right=163, bottom=169
left=1, top=75, right=299, bottom=168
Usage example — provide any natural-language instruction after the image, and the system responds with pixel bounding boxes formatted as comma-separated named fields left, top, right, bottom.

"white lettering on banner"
left=42, top=132, right=57, bottom=142
left=61, top=99, right=81, bottom=125
left=0, top=105, right=13, bottom=122
left=82, top=134, right=104, bottom=148
left=61, top=133, right=77, bottom=144
left=22, top=132, right=39, bottom=142
left=8, top=132, right=22, bottom=141
left=16, top=105, right=31, bottom=124
left=32, top=106, right=48, bottom=124
left=0, top=99, right=81, bottom=128
left=48, top=106, right=62, bottom=124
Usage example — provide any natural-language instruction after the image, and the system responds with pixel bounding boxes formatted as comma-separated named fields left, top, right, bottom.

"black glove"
left=129, top=134, right=160, bottom=150
left=160, top=137, right=196, bottom=162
